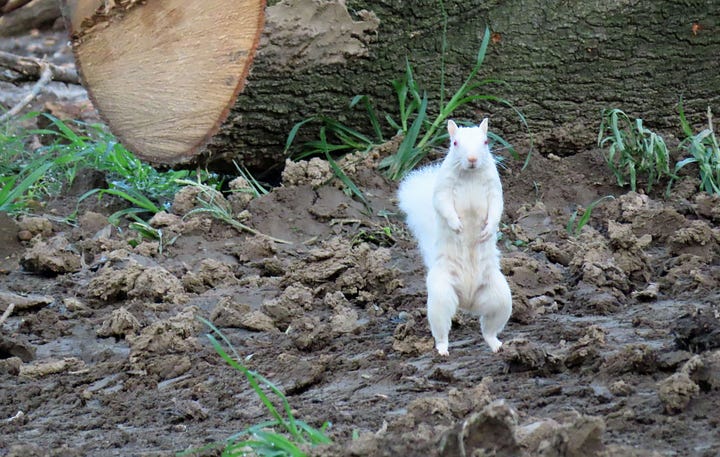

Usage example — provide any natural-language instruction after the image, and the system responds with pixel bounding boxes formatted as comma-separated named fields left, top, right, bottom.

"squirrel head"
left=447, top=118, right=490, bottom=170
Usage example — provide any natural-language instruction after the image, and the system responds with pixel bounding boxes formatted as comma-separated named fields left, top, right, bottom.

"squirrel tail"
left=397, top=165, right=439, bottom=268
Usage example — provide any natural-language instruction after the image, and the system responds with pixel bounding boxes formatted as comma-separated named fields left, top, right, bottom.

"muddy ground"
left=2, top=30, right=720, bottom=457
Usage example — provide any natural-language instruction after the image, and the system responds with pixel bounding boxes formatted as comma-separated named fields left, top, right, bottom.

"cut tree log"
left=203, top=0, right=720, bottom=174
left=60, top=0, right=266, bottom=166
left=54, top=0, right=720, bottom=174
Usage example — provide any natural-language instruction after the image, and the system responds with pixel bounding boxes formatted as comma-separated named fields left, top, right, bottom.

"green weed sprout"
left=284, top=7, right=528, bottom=184
left=234, top=161, right=270, bottom=198
left=1, top=113, right=197, bottom=216
left=672, top=103, right=720, bottom=195
left=283, top=125, right=370, bottom=208
left=179, top=318, right=331, bottom=457
left=380, top=27, right=526, bottom=180
left=566, top=195, right=615, bottom=236
left=79, top=187, right=163, bottom=226
left=126, top=218, right=177, bottom=255
left=1, top=113, right=87, bottom=212
left=598, top=108, right=671, bottom=192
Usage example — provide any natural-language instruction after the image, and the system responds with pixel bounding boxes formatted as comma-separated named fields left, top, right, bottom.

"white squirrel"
left=397, top=118, right=512, bottom=356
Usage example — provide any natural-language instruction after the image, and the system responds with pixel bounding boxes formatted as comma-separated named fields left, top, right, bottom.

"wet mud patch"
left=2, top=142, right=720, bottom=456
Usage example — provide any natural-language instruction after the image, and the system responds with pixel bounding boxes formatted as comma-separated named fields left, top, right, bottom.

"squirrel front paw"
left=447, top=216, right=463, bottom=232
left=477, top=226, right=494, bottom=241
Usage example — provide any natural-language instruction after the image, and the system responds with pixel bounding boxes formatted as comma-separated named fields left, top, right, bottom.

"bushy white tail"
left=397, top=164, right=440, bottom=268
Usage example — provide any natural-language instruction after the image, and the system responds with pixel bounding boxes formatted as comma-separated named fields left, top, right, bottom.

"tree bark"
left=206, top=0, right=720, bottom=174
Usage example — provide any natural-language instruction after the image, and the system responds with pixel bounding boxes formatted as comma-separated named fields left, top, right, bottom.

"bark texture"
left=206, top=0, right=720, bottom=172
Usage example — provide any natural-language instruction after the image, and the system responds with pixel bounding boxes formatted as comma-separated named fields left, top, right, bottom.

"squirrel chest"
left=451, top=177, right=491, bottom=229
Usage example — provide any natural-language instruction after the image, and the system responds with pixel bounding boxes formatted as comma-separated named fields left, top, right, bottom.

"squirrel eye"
left=453, top=140, right=458, bottom=147
left=484, top=139, right=489, bottom=145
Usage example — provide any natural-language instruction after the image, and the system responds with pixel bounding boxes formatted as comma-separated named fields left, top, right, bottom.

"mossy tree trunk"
left=205, top=0, right=720, bottom=173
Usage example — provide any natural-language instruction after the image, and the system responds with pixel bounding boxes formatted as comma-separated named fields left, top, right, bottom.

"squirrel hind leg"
left=426, top=266, right=459, bottom=356
left=476, top=270, right=512, bottom=353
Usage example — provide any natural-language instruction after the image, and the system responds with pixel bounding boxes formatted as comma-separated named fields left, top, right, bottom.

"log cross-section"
left=62, top=0, right=266, bottom=165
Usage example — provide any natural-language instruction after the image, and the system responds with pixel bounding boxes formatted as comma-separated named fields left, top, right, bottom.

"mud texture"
left=2, top=137, right=720, bottom=457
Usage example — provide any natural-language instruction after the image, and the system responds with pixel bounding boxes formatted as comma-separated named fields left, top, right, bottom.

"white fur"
left=397, top=119, right=512, bottom=355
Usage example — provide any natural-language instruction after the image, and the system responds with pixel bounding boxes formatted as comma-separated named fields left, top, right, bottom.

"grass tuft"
left=597, top=108, right=671, bottom=192
left=1, top=114, right=202, bottom=217
left=284, top=5, right=529, bottom=186
left=671, top=102, right=720, bottom=195
left=177, top=318, right=331, bottom=457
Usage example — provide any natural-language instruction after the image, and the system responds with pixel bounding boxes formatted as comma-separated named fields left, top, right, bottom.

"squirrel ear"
left=447, top=120, right=458, bottom=137
left=478, top=118, right=489, bottom=134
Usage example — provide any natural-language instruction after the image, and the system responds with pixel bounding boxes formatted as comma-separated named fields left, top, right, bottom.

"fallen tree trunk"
left=50, top=0, right=720, bottom=172
left=204, top=0, right=720, bottom=174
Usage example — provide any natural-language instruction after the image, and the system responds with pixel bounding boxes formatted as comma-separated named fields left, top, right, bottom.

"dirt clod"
left=19, top=357, right=86, bottom=378
left=96, top=306, right=141, bottom=338
left=0, top=356, right=22, bottom=375
left=439, top=400, right=521, bottom=457
left=609, top=380, right=635, bottom=396
left=603, top=344, right=657, bottom=375
left=673, top=307, right=720, bottom=352
left=17, top=216, right=53, bottom=237
left=658, top=372, right=699, bottom=414
left=503, top=338, right=564, bottom=374
left=88, top=257, right=185, bottom=304
left=182, top=258, right=238, bottom=293
left=20, top=234, right=82, bottom=275
left=694, top=350, right=720, bottom=391
left=281, top=157, right=333, bottom=188
left=126, top=307, right=201, bottom=379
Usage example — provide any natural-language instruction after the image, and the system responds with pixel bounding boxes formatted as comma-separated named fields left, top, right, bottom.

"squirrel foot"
left=436, top=341, right=450, bottom=356
left=485, top=336, right=503, bottom=353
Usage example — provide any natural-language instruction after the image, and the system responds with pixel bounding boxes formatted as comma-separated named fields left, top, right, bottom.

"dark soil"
left=2, top=29, right=720, bottom=457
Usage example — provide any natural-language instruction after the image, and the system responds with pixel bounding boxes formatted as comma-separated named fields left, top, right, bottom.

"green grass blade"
left=317, top=127, right=370, bottom=208
left=0, top=159, right=55, bottom=212
left=200, top=318, right=307, bottom=441
left=350, top=95, right=383, bottom=141
left=252, top=430, right=307, bottom=457
left=296, top=421, right=333, bottom=445
left=107, top=207, right=152, bottom=226
left=284, top=117, right=318, bottom=155
left=79, top=187, right=160, bottom=213
left=205, top=333, right=287, bottom=428
left=385, top=94, right=428, bottom=180
left=677, top=97, right=695, bottom=138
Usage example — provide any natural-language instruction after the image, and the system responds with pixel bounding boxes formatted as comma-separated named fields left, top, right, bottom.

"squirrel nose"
left=467, top=156, right=477, bottom=165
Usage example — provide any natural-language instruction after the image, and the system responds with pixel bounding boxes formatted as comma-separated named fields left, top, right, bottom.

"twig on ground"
left=0, top=50, right=80, bottom=84
left=0, top=302, right=15, bottom=327
left=0, top=291, right=53, bottom=311
left=0, top=61, right=52, bottom=123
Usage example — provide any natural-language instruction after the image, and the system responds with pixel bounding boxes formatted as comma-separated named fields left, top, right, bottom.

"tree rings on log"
left=61, top=0, right=265, bottom=165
